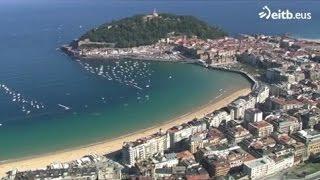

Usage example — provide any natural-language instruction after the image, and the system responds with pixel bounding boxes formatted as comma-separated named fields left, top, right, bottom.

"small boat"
left=58, top=104, right=71, bottom=110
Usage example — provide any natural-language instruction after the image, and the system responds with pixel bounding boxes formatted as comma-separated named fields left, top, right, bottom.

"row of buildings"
left=4, top=154, right=124, bottom=180
left=119, top=35, right=320, bottom=179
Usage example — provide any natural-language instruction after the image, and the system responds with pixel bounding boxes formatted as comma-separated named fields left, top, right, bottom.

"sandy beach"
left=0, top=87, right=251, bottom=177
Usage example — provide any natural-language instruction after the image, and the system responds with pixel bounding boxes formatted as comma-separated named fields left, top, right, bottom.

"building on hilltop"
left=143, top=9, right=160, bottom=21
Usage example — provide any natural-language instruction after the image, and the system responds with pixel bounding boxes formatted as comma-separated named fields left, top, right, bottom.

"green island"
left=78, top=12, right=227, bottom=48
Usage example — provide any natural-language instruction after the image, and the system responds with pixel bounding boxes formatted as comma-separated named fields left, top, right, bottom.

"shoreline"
left=60, top=46, right=195, bottom=63
left=0, top=86, right=251, bottom=177
left=79, top=56, right=197, bottom=64
left=297, top=38, right=320, bottom=43
left=287, top=36, right=320, bottom=43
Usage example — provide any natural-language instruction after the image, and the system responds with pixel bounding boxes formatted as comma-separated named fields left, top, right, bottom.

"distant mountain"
left=78, top=12, right=227, bottom=48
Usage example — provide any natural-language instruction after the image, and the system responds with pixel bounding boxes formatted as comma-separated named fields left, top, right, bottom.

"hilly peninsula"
left=63, top=12, right=227, bottom=61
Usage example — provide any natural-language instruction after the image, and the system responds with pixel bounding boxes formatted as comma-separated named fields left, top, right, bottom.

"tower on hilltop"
left=143, top=8, right=160, bottom=21
left=153, top=8, right=159, bottom=17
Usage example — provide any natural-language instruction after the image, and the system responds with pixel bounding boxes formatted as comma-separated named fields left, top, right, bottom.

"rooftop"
left=249, top=120, right=273, bottom=129
left=244, top=157, right=273, bottom=168
left=297, top=129, right=320, bottom=140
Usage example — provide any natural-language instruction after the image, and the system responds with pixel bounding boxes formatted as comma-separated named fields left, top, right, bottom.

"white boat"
left=58, top=104, right=71, bottom=110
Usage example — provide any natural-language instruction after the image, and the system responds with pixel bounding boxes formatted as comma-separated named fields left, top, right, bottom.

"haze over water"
left=0, top=0, right=319, bottom=160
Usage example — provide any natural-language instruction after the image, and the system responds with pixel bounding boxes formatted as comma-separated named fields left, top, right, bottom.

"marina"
left=77, top=60, right=153, bottom=91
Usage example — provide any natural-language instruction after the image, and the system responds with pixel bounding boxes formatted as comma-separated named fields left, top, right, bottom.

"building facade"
left=122, top=132, right=170, bottom=167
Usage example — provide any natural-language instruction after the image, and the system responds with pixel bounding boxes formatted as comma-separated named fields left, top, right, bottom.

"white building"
left=151, top=153, right=179, bottom=169
left=229, top=99, right=247, bottom=119
left=243, top=157, right=273, bottom=180
left=122, top=131, right=170, bottom=167
left=206, top=110, right=231, bottom=127
left=229, top=96, right=255, bottom=119
left=244, top=155, right=294, bottom=179
left=168, top=120, right=207, bottom=147
left=169, top=125, right=192, bottom=147
left=270, top=155, right=294, bottom=175
left=254, top=84, right=270, bottom=103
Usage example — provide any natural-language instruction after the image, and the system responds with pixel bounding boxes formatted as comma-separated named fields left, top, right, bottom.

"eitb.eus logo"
left=259, top=5, right=311, bottom=20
